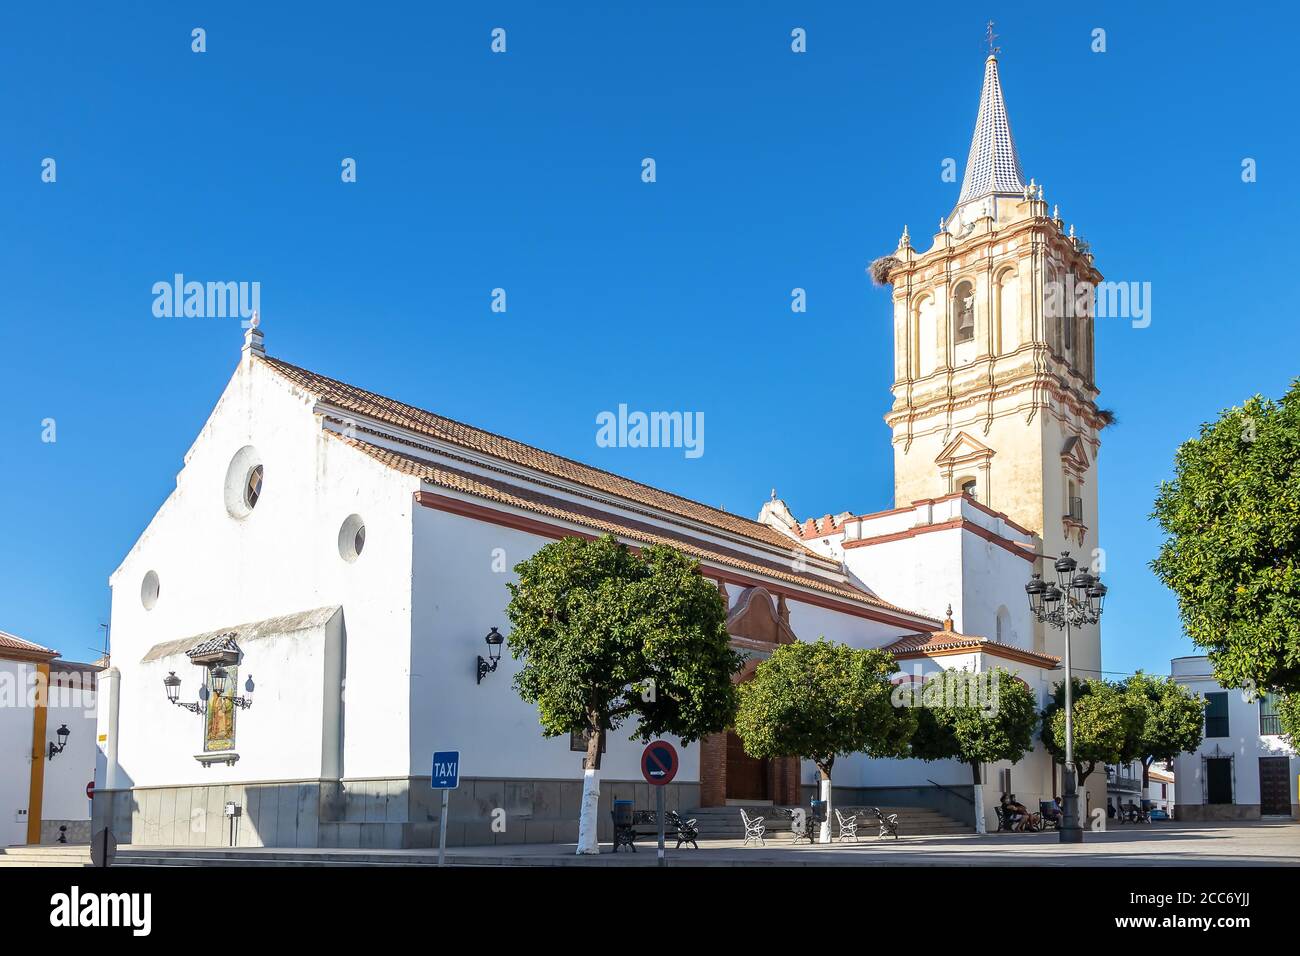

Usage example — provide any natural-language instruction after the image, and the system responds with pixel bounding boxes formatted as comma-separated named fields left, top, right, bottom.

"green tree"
left=506, top=535, right=742, bottom=854
left=1119, top=672, right=1205, bottom=795
left=1278, top=692, right=1300, bottom=746
left=735, top=639, right=915, bottom=843
left=907, top=668, right=1040, bottom=834
left=1041, top=678, right=1143, bottom=789
left=1151, top=383, right=1300, bottom=696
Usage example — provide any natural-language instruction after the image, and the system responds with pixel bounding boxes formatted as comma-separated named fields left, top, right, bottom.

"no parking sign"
left=641, top=740, right=678, bottom=786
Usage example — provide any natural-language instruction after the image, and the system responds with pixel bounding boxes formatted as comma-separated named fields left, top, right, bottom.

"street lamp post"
left=1026, top=551, right=1107, bottom=844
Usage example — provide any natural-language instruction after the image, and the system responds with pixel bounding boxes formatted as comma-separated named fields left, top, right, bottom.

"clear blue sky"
left=3, top=2, right=1297, bottom=675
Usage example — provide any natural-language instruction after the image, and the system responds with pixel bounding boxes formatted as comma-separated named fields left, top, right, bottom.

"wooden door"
left=726, top=731, right=768, bottom=801
left=1258, top=757, right=1291, bottom=816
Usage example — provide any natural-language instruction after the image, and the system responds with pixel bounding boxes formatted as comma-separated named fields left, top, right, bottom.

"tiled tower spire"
left=956, top=56, right=1025, bottom=205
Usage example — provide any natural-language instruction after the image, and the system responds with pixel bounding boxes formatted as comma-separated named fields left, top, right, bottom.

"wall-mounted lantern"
left=47, top=723, right=71, bottom=760
left=164, top=634, right=256, bottom=716
left=477, top=627, right=505, bottom=684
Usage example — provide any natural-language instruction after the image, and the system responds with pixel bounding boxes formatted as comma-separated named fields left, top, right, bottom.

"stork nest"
left=869, top=256, right=900, bottom=286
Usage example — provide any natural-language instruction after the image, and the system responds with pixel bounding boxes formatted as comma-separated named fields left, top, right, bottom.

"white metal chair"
left=740, top=808, right=766, bottom=846
left=835, top=808, right=859, bottom=842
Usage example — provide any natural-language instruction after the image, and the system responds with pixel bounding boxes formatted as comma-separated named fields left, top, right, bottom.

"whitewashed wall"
left=105, top=357, right=420, bottom=790
left=41, top=677, right=98, bottom=823
left=0, top=660, right=35, bottom=846
left=410, top=506, right=697, bottom=784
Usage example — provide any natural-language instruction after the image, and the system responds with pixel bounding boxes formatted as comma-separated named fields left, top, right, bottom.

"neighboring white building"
left=1171, top=656, right=1298, bottom=821
left=1147, top=765, right=1175, bottom=816
left=0, top=631, right=100, bottom=846
left=93, top=51, right=1112, bottom=848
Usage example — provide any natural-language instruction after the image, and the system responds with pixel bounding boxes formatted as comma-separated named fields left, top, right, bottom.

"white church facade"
left=93, top=53, right=1107, bottom=848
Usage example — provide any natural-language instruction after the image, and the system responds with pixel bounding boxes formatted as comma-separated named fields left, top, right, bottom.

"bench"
left=610, top=809, right=699, bottom=852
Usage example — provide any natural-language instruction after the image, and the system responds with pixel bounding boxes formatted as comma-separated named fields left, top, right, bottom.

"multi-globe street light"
left=1026, top=551, right=1107, bottom=844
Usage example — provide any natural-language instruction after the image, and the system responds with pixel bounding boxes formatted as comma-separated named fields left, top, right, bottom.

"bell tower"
left=874, top=52, right=1107, bottom=679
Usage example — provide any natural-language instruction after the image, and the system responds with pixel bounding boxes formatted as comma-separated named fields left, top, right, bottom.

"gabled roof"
left=0, top=630, right=58, bottom=663
left=339, top=435, right=936, bottom=624
left=260, top=354, right=826, bottom=563
left=884, top=629, right=1060, bottom=670
left=956, top=56, right=1026, bottom=206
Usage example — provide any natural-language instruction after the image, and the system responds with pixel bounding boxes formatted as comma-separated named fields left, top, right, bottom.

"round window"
left=338, top=514, right=366, bottom=562
left=141, top=570, right=161, bottom=610
left=223, top=446, right=264, bottom=518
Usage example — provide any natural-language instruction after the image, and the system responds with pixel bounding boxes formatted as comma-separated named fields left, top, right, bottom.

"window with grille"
left=1260, top=693, right=1282, bottom=736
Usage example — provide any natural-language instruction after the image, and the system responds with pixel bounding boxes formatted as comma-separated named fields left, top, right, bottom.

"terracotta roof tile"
left=261, top=354, right=823, bottom=560
left=0, top=630, right=58, bottom=661
left=337, top=435, right=936, bottom=621
left=884, top=629, right=1060, bottom=668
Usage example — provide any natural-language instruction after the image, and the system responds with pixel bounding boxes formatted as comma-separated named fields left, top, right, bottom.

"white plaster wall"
left=958, top=530, right=1034, bottom=648
left=105, top=357, right=420, bottom=790
left=843, top=526, right=966, bottom=626
left=0, top=660, right=35, bottom=846
left=410, top=507, right=697, bottom=783
left=41, top=677, right=98, bottom=822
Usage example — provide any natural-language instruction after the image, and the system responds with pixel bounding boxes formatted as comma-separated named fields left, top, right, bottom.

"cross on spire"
left=985, top=20, right=1000, bottom=58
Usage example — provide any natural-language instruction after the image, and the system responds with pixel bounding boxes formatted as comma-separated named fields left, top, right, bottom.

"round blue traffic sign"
left=641, top=740, right=679, bottom=786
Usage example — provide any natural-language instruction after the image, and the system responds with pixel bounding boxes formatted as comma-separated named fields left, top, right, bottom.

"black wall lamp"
left=47, top=724, right=70, bottom=760
left=477, top=627, right=505, bottom=684
left=164, top=669, right=255, bottom=715
left=164, top=635, right=256, bottom=716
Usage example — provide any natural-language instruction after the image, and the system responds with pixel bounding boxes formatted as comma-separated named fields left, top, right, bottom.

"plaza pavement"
left=86, top=819, right=1300, bottom=867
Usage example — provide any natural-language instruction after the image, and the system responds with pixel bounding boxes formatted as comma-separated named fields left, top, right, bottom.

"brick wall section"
left=700, top=733, right=727, bottom=807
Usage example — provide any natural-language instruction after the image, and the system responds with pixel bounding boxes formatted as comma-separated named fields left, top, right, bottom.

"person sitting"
left=1107, top=801, right=1116, bottom=819
left=1040, top=797, right=1063, bottom=828
left=1001, top=793, right=1029, bottom=831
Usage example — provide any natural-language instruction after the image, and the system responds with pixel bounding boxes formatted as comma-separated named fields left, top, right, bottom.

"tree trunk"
left=575, top=725, right=604, bottom=855
left=970, top=761, right=987, bottom=835
left=1141, top=757, right=1152, bottom=800
left=817, top=764, right=833, bottom=844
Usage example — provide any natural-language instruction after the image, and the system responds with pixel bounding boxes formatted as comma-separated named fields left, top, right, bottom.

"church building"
left=93, top=52, right=1106, bottom=848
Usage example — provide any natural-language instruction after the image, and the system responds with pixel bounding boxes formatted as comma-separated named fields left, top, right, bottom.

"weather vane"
left=986, top=20, right=1001, bottom=57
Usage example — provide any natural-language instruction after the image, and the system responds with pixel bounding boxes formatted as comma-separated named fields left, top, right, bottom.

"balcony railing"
left=1065, top=497, right=1084, bottom=522
left=1261, top=714, right=1282, bottom=736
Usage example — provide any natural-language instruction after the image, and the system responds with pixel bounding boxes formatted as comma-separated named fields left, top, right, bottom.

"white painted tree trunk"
left=972, top=782, right=987, bottom=835
left=576, top=767, right=601, bottom=855
left=818, top=774, right=833, bottom=844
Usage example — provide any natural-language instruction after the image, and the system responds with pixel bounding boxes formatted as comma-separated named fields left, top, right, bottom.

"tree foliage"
left=1279, top=692, right=1300, bottom=747
left=505, top=535, right=742, bottom=767
left=1119, top=672, right=1205, bottom=774
left=734, top=639, right=914, bottom=776
left=1040, top=678, right=1143, bottom=785
left=1151, top=382, right=1300, bottom=695
left=908, top=669, right=1039, bottom=771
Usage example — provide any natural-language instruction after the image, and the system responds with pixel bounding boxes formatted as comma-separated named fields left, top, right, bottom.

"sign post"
left=431, top=750, right=460, bottom=866
left=640, top=740, right=679, bottom=867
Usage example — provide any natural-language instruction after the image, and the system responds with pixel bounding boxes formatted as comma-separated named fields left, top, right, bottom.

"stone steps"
left=0, top=845, right=92, bottom=867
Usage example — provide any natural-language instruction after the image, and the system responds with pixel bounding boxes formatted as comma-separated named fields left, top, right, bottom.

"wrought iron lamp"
left=477, top=627, right=505, bottom=684
left=1026, top=551, right=1108, bottom=844
left=47, top=723, right=71, bottom=760
left=164, top=665, right=254, bottom=715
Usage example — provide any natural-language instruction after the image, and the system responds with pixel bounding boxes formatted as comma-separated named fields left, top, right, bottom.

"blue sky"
left=2, top=2, right=1297, bottom=675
